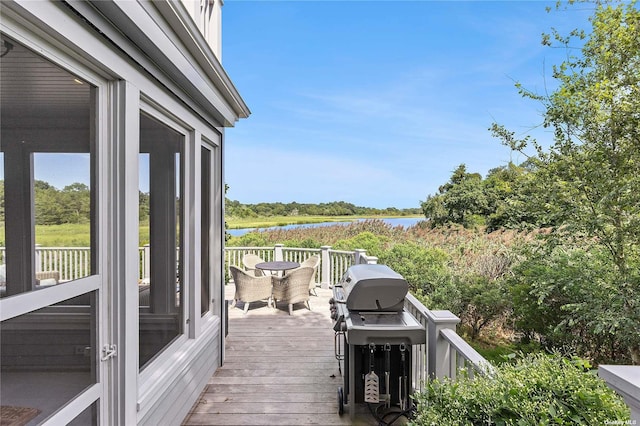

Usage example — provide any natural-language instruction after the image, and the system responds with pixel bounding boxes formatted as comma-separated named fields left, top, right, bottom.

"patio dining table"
left=255, top=261, right=300, bottom=276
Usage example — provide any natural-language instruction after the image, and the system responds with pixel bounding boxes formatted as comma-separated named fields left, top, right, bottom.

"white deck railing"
left=5, top=243, right=493, bottom=387
left=0, top=246, right=94, bottom=282
left=225, top=244, right=376, bottom=288
left=225, top=245, right=492, bottom=389
left=403, top=292, right=494, bottom=393
left=599, top=366, right=640, bottom=423
left=1, top=244, right=377, bottom=285
left=3, top=244, right=638, bottom=418
left=4, top=244, right=638, bottom=418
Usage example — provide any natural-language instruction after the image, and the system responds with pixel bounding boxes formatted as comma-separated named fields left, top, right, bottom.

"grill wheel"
left=337, top=386, right=344, bottom=415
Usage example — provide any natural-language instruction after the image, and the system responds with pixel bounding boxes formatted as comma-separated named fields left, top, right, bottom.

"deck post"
left=426, top=310, right=460, bottom=379
left=354, top=249, right=366, bottom=265
left=35, top=244, right=42, bottom=272
left=274, top=244, right=284, bottom=261
left=599, top=365, right=640, bottom=422
left=144, top=244, right=151, bottom=281
left=320, top=245, right=331, bottom=289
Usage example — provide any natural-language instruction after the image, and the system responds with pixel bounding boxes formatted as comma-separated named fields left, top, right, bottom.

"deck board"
left=181, top=285, right=379, bottom=426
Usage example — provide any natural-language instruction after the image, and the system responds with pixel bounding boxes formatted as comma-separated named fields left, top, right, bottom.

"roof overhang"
left=76, top=0, right=250, bottom=127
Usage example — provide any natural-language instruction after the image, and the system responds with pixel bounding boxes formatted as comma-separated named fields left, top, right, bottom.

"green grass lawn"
left=0, top=223, right=150, bottom=247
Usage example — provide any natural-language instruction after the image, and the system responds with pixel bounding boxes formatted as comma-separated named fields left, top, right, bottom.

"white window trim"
left=1, top=14, right=111, bottom=426
left=136, top=97, right=191, bottom=396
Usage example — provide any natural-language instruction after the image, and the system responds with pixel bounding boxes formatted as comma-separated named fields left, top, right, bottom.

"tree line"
left=0, top=181, right=420, bottom=226
left=225, top=199, right=420, bottom=218
left=0, top=180, right=92, bottom=226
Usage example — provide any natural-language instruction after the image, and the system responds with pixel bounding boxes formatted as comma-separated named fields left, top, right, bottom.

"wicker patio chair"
left=35, top=270, right=60, bottom=286
left=242, top=254, right=265, bottom=276
left=229, top=265, right=273, bottom=314
left=271, top=266, right=315, bottom=315
left=300, top=255, right=320, bottom=295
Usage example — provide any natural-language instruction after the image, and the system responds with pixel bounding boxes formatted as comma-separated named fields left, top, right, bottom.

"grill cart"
left=329, top=264, right=425, bottom=425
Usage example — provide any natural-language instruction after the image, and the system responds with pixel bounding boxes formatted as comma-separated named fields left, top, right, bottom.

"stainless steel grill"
left=329, top=264, right=425, bottom=423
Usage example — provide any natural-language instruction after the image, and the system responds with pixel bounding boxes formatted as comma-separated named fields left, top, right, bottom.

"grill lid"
left=338, top=264, right=408, bottom=311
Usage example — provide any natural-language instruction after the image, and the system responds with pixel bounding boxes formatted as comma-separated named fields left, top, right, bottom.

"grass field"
left=0, top=223, right=150, bottom=247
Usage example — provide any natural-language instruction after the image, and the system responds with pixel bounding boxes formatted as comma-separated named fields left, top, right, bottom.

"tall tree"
left=492, top=0, right=640, bottom=362
left=421, top=164, right=489, bottom=228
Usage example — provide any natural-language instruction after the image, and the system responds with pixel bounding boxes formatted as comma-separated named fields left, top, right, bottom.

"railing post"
left=366, top=256, right=378, bottom=264
left=599, top=365, right=640, bottom=423
left=35, top=244, right=42, bottom=272
left=426, top=310, right=461, bottom=379
left=144, top=244, right=151, bottom=281
left=320, top=245, right=331, bottom=289
left=354, top=249, right=366, bottom=265
left=274, top=244, right=284, bottom=261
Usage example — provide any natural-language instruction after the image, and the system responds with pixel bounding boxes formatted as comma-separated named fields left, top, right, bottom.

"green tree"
left=421, top=164, right=489, bottom=228
left=61, top=183, right=90, bottom=224
left=34, top=180, right=64, bottom=225
left=483, top=162, right=553, bottom=231
left=492, top=0, right=640, bottom=362
left=139, top=190, right=150, bottom=222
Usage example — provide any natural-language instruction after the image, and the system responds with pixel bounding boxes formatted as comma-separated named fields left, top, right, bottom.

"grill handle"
left=334, top=331, right=345, bottom=358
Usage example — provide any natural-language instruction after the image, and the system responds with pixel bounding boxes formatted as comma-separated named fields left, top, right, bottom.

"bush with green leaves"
left=332, top=231, right=387, bottom=257
left=458, top=274, right=510, bottom=340
left=227, top=231, right=270, bottom=247
left=508, top=244, right=637, bottom=363
left=410, top=353, right=630, bottom=426
left=377, top=241, right=451, bottom=294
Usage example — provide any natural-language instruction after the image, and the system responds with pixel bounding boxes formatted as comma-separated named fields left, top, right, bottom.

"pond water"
left=227, top=217, right=425, bottom=237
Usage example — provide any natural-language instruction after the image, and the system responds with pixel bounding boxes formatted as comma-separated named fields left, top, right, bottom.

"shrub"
left=378, top=241, right=451, bottom=294
left=333, top=231, right=387, bottom=257
left=410, top=353, right=630, bottom=426
left=458, top=274, right=511, bottom=340
left=415, top=278, right=462, bottom=314
left=507, top=245, right=636, bottom=363
left=227, top=232, right=270, bottom=247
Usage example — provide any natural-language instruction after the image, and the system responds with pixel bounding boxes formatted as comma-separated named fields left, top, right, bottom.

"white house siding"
left=0, top=1, right=247, bottom=424
left=138, top=318, right=222, bottom=426
left=180, top=0, right=223, bottom=60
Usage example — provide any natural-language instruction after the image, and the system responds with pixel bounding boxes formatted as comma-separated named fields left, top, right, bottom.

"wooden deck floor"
left=182, top=285, right=380, bottom=426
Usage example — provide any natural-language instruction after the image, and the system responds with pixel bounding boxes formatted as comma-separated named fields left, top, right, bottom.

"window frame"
left=137, top=98, right=193, bottom=383
left=0, top=23, right=110, bottom=426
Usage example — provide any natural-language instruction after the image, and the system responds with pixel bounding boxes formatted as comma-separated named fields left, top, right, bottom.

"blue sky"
left=1, top=2, right=592, bottom=209
left=222, top=0, right=592, bottom=208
